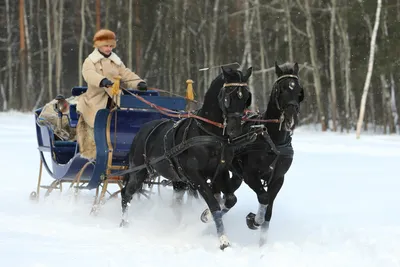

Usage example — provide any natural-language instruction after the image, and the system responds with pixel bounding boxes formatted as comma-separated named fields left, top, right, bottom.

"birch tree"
left=356, top=0, right=382, bottom=138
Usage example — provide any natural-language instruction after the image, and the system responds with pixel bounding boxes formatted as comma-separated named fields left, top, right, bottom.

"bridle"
left=218, top=82, right=251, bottom=135
left=272, top=74, right=302, bottom=131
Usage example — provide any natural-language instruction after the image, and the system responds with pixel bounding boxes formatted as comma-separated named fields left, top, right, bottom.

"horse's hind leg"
left=171, top=181, right=186, bottom=222
left=120, top=169, right=148, bottom=227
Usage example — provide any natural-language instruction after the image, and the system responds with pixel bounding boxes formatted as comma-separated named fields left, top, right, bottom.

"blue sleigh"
left=32, top=84, right=188, bottom=211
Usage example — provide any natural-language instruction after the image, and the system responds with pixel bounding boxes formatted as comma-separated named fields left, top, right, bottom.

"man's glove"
left=100, top=78, right=113, bottom=88
left=137, top=82, right=147, bottom=91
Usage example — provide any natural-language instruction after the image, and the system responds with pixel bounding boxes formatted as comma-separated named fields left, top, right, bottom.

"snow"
left=1, top=111, right=400, bottom=267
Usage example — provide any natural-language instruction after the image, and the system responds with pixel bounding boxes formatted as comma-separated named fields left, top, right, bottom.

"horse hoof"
left=29, top=191, right=37, bottom=201
left=219, top=235, right=230, bottom=250
left=120, top=220, right=129, bottom=228
left=200, top=208, right=212, bottom=223
left=246, top=212, right=260, bottom=230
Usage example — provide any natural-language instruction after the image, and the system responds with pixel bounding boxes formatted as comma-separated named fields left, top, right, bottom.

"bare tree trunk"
left=356, top=0, right=382, bottom=138
left=329, top=0, right=337, bottom=131
left=23, top=2, right=33, bottom=109
left=336, top=8, right=352, bottom=132
left=0, top=83, right=7, bottom=111
left=19, top=0, right=27, bottom=111
left=45, top=0, right=53, bottom=101
left=55, top=0, right=64, bottom=95
left=304, top=0, right=327, bottom=131
left=5, top=0, right=13, bottom=109
left=78, top=0, right=86, bottom=86
left=96, top=0, right=101, bottom=30
left=34, top=0, right=45, bottom=109
left=380, top=74, right=396, bottom=133
left=254, top=0, right=267, bottom=107
left=135, top=0, right=141, bottom=75
left=283, top=0, right=294, bottom=62
left=208, top=0, right=220, bottom=87
left=380, top=8, right=396, bottom=134
left=390, top=73, right=399, bottom=131
left=105, top=0, right=110, bottom=28
left=180, top=0, right=188, bottom=89
left=143, top=4, right=163, bottom=79
left=128, top=0, right=133, bottom=69
left=241, top=0, right=255, bottom=108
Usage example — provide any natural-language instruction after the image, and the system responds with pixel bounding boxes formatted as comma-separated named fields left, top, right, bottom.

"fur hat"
left=93, top=29, right=117, bottom=48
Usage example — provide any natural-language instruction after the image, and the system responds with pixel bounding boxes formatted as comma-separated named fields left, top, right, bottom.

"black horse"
left=120, top=66, right=253, bottom=249
left=201, top=62, right=304, bottom=245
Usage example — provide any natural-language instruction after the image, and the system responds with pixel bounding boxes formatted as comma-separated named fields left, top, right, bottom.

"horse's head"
left=271, top=62, right=304, bottom=131
left=218, top=66, right=253, bottom=138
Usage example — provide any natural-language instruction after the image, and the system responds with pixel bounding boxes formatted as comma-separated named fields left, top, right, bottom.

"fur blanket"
left=76, top=116, right=96, bottom=160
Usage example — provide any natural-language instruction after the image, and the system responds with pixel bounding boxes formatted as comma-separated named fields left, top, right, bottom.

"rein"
left=120, top=87, right=225, bottom=128
left=118, top=81, right=282, bottom=126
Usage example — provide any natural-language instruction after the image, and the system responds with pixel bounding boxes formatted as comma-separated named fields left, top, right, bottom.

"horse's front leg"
left=258, top=176, right=284, bottom=246
left=200, top=170, right=237, bottom=223
left=243, top=170, right=270, bottom=230
left=189, top=170, right=230, bottom=250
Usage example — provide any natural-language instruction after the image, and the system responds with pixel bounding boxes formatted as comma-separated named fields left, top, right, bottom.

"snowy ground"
left=1, top=111, right=400, bottom=267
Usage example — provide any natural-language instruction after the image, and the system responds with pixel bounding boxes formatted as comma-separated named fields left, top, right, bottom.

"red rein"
left=122, top=89, right=279, bottom=128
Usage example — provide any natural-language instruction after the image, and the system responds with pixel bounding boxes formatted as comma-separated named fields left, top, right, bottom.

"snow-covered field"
left=1, top=111, right=400, bottom=267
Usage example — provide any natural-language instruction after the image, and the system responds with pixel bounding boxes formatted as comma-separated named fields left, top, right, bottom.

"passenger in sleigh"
left=37, top=94, right=80, bottom=141
left=76, top=29, right=148, bottom=160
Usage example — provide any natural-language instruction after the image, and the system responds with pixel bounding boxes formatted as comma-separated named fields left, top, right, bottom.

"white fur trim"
left=88, top=49, right=122, bottom=66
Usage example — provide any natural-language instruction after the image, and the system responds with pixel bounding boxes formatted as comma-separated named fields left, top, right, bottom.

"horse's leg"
left=171, top=181, right=186, bottom=222
left=189, top=171, right=230, bottom=250
left=201, top=170, right=237, bottom=223
left=120, top=169, right=148, bottom=227
left=244, top=171, right=270, bottom=230
left=259, top=176, right=284, bottom=246
left=231, top=173, right=243, bottom=192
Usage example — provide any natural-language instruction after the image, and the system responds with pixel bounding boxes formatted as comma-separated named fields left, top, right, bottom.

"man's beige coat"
left=77, top=49, right=144, bottom=127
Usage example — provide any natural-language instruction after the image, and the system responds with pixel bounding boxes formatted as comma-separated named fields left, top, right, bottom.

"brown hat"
left=93, top=29, right=117, bottom=48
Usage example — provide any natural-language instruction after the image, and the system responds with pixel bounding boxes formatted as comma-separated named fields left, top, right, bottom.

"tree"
left=356, top=0, right=382, bottom=138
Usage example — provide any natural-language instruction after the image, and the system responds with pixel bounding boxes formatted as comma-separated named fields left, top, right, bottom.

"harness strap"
left=110, top=135, right=225, bottom=177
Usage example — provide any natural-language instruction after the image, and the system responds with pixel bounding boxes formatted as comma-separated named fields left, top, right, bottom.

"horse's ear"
left=293, top=62, right=299, bottom=75
left=221, top=66, right=231, bottom=79
left=275, top=61, right=283, bottom=77
left=243, top=67, right=253, bottom=81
